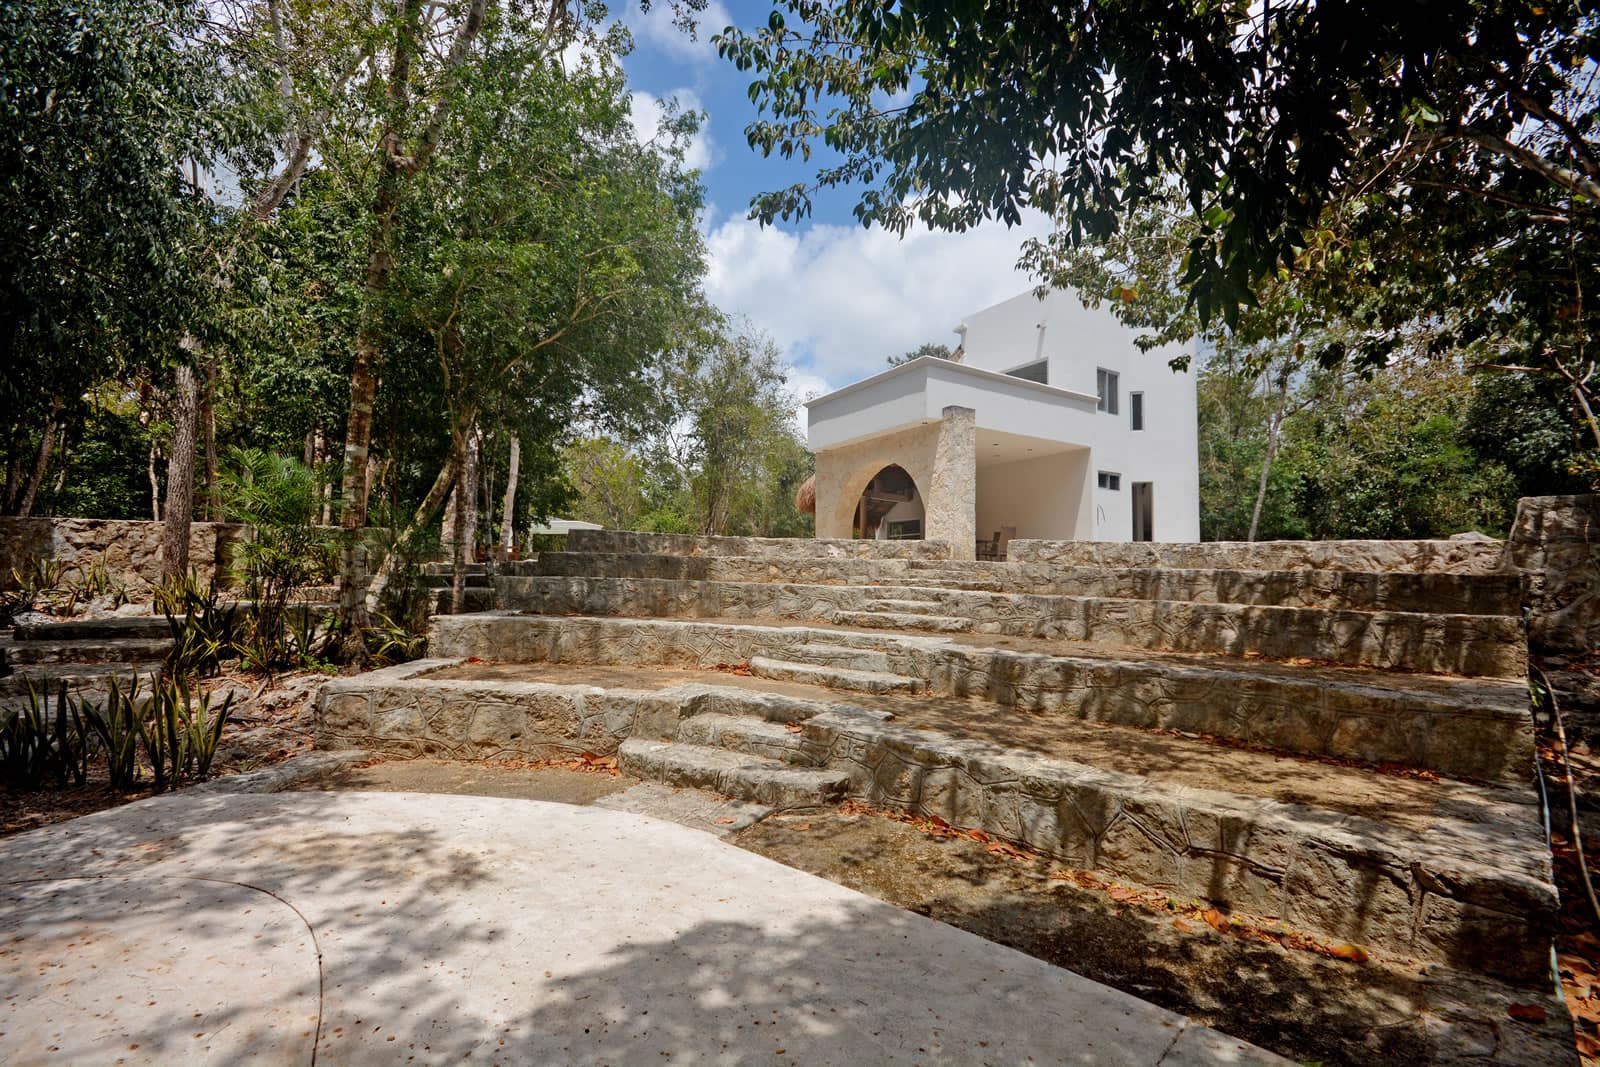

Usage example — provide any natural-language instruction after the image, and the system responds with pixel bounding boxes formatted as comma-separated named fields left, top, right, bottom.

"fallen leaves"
left=486, top=752, right=620, bottom=776
left=1046, top=866, right=1372, bottom=965
left=706, top=661, right=753, bottom=677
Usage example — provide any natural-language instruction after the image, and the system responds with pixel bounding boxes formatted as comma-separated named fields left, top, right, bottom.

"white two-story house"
left=804, top=288, right=1200, bottom=558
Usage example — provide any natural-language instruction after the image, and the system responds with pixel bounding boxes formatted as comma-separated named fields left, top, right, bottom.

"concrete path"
left=0, top=791, right=1286, bottom=1065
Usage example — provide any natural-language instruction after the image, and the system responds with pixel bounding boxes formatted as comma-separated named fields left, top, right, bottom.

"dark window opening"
left=1097, top=471, right=1121, bottom=491
left=1097, top=369, right=1119, bottom=414
left=1131, top=392, right=1144, bottom=430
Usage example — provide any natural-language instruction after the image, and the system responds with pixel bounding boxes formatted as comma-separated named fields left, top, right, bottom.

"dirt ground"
left=284, top=757, right=636, bottom=805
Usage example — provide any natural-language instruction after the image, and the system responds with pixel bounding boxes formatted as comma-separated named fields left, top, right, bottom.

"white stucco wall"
left=957, top=290, right=1200, bottom=542
left=974, top=450, right=1092, bottom=542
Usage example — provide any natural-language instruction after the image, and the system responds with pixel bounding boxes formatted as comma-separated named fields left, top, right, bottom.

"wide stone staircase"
left=321, top=527, right=1571, bottom=1062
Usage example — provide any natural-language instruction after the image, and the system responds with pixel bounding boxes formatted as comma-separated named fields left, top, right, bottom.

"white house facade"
left=804, top=288, right=1201, bottom=559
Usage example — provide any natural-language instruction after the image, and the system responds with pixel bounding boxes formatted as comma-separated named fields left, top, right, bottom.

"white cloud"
left=705, top=212, right=1056, bottom=396
left=628, top=89, right=715, bottom=171
left=626, top=0, right=735, bottom=64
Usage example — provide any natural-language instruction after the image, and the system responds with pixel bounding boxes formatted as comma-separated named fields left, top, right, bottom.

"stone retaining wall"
left=801, top=709, right=1553, bottom=984
left=525, top=552, right=1526, bottom=616
left=0, top=517, right=246, bottom=593
left=1008, top=537, right=1510, bottom=575
left=492, top=574, right=1528, bottom=678
left=566, top=528, right=951, bottom=559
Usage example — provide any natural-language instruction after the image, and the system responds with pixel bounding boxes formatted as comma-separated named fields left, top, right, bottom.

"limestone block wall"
left=812, top=406, right=977, bottom=559
left=1506, top=494, right=1600, bottom=655
left=0, top=517, right=245, bottom=593
left=428, top=614, right=1533, bottom=781
left=565, top=528, right=949, bottom=560
left=1008, top=537, right=1510, bottom=575
left=492, top=574, right=1528, bottom=677
left=801, top=709, right=1554, bottom=984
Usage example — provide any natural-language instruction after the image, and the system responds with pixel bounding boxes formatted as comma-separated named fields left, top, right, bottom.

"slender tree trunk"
left=499, top=433, right=520, bottom=559
left=4, top=438, right=24, bottom=513
left=365, top=454, right=458, bottom=616
left=447, top=429, right=480, bottom=613
left=16, top=400, right=62, bottom=518
left=160, top=365, right=199, bottom=582
left=202, top=359, right=219, bottom=521
left=1246, top=375, right=1291, bottom=543
left=148, top=442, right=162, bottom=522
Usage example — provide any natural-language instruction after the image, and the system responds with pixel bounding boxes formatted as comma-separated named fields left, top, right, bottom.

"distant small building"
left=805, top=288, right=1200, bottom=559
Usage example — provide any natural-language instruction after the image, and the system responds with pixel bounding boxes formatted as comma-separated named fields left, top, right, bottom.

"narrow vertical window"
left=1097, top=369, right=1119, bottom=414
left=1130, top=392, right=1144, bottom=430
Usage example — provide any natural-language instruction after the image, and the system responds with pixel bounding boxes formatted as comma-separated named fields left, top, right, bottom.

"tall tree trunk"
left=148, top=442, right=162, bottom=522
left=446, top=428, right=480, bottom=614
left=16, top=399, right=63, bottom=518
left=364, top=454, right=458, bottom=616
left=499, top=434, right=520, bottom=560
left=202, top=359, right=219, bottom=521
left=334, top=0, right=490, bottom=649
left=1246, top=374, right=1291, bottom=543
left=160, top=365, right=199, bottom=582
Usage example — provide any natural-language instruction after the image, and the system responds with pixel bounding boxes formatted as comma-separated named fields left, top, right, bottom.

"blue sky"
left=619, top=2, right=1054, bottom=424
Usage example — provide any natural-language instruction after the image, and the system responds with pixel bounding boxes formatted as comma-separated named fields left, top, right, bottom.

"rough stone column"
left=1507, top=493, right=1600, bottom=655
left=927, top=405, right=977, bottom=560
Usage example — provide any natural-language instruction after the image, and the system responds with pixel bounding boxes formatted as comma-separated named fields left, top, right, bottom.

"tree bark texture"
left=364, top=454, right=458, bottom=616
left=160, top=364, right=199, bottom=583
left=448, top=428, right=480, bottom=614
left=15, top=398, right=62, bottom=518
left=202, top=359, right=219, bottom=520
left=499, top=434, right=520, bottom=559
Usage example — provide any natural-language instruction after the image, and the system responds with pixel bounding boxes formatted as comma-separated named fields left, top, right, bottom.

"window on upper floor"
left=1097, top=471, right=1121, bottom=491
left=1131, top=391, right=1144, bottom=430
left=1097, top=368, right=1119, bottom=414
left=1005, top=359, right=1048, bottom=384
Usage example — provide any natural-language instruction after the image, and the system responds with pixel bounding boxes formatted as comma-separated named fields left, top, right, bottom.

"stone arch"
left=858, top=464, right=925, bottom=539
left=824, top=446, right=936, bottom=541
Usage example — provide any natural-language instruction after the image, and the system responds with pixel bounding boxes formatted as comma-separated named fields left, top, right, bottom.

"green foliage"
left=220, top=447, right=340, bottom=670
left=1, top=554, right=128, bottom=625
left=1199, top=356, right=1522, bottom=541
left=155, top=573, right=240, bottom=679
left=1, top=681, right=89, bottom=789
left=1, top=0, right=253, bottom=514
left=1, top=673, right=231, bottom=792
left=718, top=3, right=1595, bottom=327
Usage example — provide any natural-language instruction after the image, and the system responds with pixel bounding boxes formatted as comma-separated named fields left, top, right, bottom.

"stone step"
left=864, top=597, right=944, bottom=612
left=617, top=739, right=850, bottom=809
left=1007, top=537, right=1507, bottom=575
left=496, top=575, right=1525, bottom=677
left=676, top=712, right=812, bottom=762
left=829, top=609, right=974, bottom=634
left=0, top=662, right=164, bottom=706
left=12, top=616, right=171, bottom=641
left=748, top=655, right=923, bottom=694
left=785, top=642, right=892, bottom=672
left=418, top=574, right=492, bottom=590
left=568, top=528, right=950, bottom=560
left=420, top=562, right=489, bottom=577
left=523, top=551, right=1524, bottom=616
left=0, top=637, right=173, bottom=665
left=800, top=707, right=1555, bottom=985
left=427, top=614, right=1532, bottom=782
left=427, top=587, right=495, bottom=614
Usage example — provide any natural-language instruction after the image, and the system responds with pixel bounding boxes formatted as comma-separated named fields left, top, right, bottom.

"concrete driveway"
left=0, top=791, right=1285, bottom=1065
